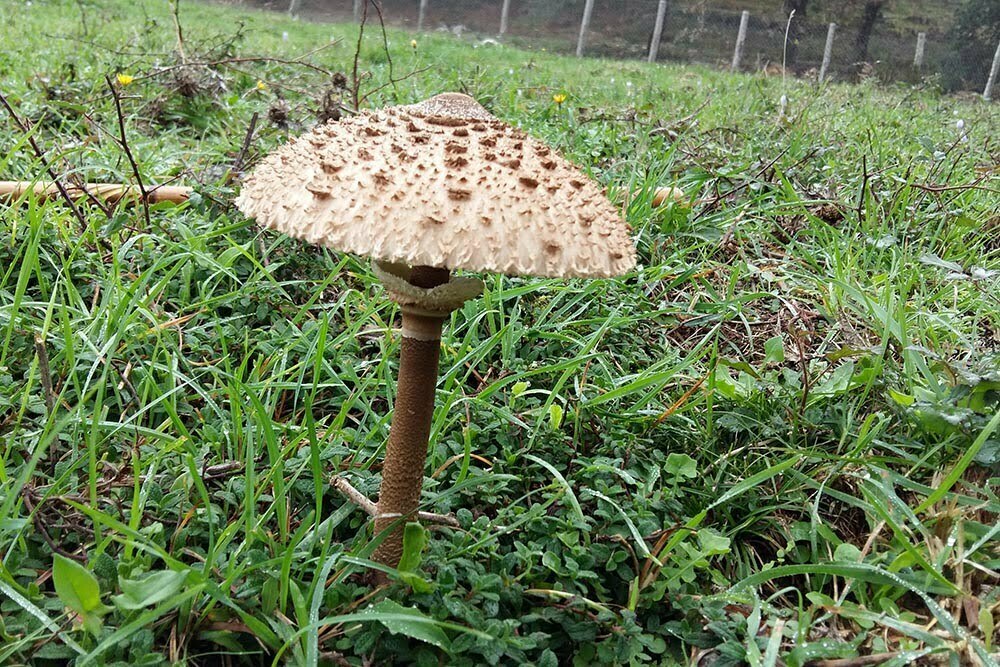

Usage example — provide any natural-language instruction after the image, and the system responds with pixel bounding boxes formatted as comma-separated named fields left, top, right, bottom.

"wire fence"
left=236, top=0, right=1000, bottom=99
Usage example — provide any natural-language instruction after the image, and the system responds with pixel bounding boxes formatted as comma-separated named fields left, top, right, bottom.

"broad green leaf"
left=81, top=614, right=104, bottom=636
left=52, top=554, right=111, bottom=636
left=367, top=599, right=451, bottom=649
left=720, top=358, right=761, bottom=380
left=805, top=591, right=836, bottom=607
left=888, top=389, right=915, bottom=406
left=53, top=554, right=103, bottom=616
left=814, top=361, right=855, bottom=396
left=834, top=543, right=862, bottom=562
left=763, top=336, right=785, bottom=364
left=974, top=438, right=1000, bottom=466
left=583, top=488, right=659, bottom=563
left=78, top=584, right=207, bottom=666
left=697, top=529, right=731, bottom=556
left=653, top=456, right=802, bottom=567
left=112, top=570, right=188, bottom=610
left=289, top=580, right=309, bottom=627
left=548, top=403, right=564, bottom=429
left=665, top=452, right=697, bottom=479
left=965, top=381, right=1000, bottom=413
left=627, top=578, right=640, bottom=612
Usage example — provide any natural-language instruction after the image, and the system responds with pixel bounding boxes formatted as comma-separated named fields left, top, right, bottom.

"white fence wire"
left=236, top=0, right=1000, bottom=98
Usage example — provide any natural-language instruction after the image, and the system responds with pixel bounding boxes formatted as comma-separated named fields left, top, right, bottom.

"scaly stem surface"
left=371, top=267, right=449, bottom=568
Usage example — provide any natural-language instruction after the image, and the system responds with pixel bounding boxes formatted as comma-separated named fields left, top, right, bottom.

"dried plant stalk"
left=0, top=181, right=191, bottom=205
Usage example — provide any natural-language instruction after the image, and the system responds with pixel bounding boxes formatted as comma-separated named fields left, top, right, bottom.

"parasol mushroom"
left=650, top=185, right=686, bottom=208
left=235, top=92, right=636, bottom=571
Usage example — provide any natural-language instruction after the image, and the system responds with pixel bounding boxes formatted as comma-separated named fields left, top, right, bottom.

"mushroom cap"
left=236, top=93, right=636, bottom=278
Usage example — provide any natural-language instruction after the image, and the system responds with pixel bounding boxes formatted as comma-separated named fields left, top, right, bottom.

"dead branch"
left=139, top=53, right=338, bottom=83
left=105, top=76, right=151, bottom=226
left=333, top=476, right=378, bottom=516
left=696, top=147, right=791, bottom=223
left=332, top=476, right=461, bottom=527
left=33, top=335, right=55, bottom=415
left=21, top=489, right=85, bottom=562
left=359, top=1, right=396, bottom=108
left=171, top=0, right=186, bottom=63
left=648, top=97, right=711, bottom=136
left=230, top=111, right=259, bottom=181
left=0, top=181, right=191, bottom=205
left=347, top=2, right=427, bottom=111
left=0, top=91, right=89, bottom=229
left=909, top=179, right=998, bottom=195
left=350, top=1, right=369, bottom=110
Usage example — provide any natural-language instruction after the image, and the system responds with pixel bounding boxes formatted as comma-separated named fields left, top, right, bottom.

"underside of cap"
left=236, top=93, right=636, bottom=279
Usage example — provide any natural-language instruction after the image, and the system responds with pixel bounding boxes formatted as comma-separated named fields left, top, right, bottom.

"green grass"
left=0, top=0, right=998, bottom=665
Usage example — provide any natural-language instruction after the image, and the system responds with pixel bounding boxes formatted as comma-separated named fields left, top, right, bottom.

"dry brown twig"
left=0, top=90, right=89, bottom=229
left=170, top=0, right=186, bottom=63
left=105, top=75, right=151, bottom=227
left=350, top=0, right=369, bottom=111
left=331, top=476, right=460, bottom=528
left=648, top=97, right=711, bottom=136
left=230, top=111, right=260, bottom=181
left=696, top=147, right=791, bottom=223
left=0, top=181, right=191, bottom=205
left=139, top=54, right=338, bottom=83
left=348, top=1, right=428, bottom=112
left=33, top=335, right=56, bottom=415
left=21, top=488, right=86, bottom=562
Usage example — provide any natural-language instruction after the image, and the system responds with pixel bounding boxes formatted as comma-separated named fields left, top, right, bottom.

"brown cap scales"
left=236, top=92, right=636, bottom=278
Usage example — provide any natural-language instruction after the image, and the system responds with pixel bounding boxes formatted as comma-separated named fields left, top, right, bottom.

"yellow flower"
left=410, top=39, right=418, bottom=49
left=553, top=93, right=567, bottom=105
left=255, top=80, right=268, bottom=91
left=116, top=73, right=134, bottom=86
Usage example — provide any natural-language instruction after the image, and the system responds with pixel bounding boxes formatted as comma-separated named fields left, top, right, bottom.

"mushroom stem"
left=372, top=269, right=452, bottom=569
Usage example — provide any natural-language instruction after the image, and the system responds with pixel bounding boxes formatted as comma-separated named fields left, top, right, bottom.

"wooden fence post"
left=576, top=0, right=595, bottom=57
left=288, top=0, right=301, bottom=16
left=500, top=0, right=511, bottom=35
left=819, top=22, right=836, bottom=83
left=648, top=0, right=668, bottom=63
left=914, top=32, right=926, bottom=68
left=986, top=39, right=1000, bottom=101
left=418, top=0, right=428, bottom=31
left=731, top=10, right=749, bottom=71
